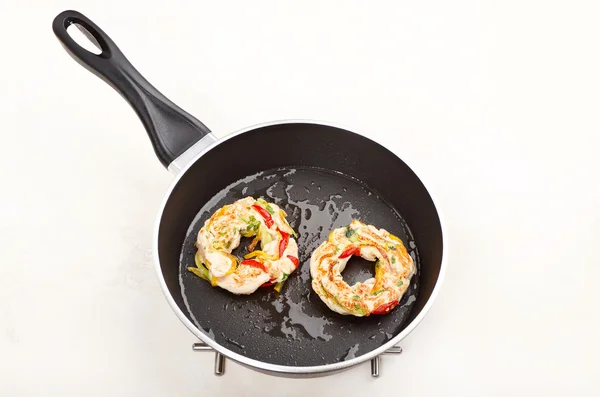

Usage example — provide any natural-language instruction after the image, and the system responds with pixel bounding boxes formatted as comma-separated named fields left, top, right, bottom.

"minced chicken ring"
left=310, top=219, right=415, bottom=317
left=187, top=197, right=299, bottom=294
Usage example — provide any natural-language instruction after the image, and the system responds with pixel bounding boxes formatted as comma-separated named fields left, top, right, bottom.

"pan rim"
left=152, top=119, right=448, bottom=376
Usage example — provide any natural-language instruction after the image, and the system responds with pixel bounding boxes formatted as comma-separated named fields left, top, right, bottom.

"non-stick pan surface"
left=179, top=166, right=420, bottom=366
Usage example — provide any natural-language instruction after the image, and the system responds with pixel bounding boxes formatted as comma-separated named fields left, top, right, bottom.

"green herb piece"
left=354, top=304, right=366, bottom=315
left=260, top=225, right=273, bottom=245
left=345, top=226, right=360, bottom=242
left=266, top=204, right=275, bottom=214
left=225, top=241, right=231, bottom=249
left=246, top=215, right=260, bottom=233
left=219, top=230, right=227, bottom=236
left=373, top=290, right=385, bottom=296
left=345, top=227, right=356, bottom=239
left=330, top=295, right=346, bottom=310
left=281, top=273, right=289, bottom=281
left=396, top=280, right=404, bottom=287
left=194, top=252, right=204, bottom=268
left=352, top=295, right=360, bottom=300
left=334, top=246, right=340, bottom=254
left=188, top=266, right=209, bottom=281
left=388, top=244, right=396, bottom=251
left=375, top=260, right=381, bottom=269
left=391, top=256, right=396, bottom=264
left=189, top=252, right=209, bottom=280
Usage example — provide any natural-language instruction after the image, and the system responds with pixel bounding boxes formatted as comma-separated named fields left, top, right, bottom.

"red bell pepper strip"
left=241, top=259, right=267, bottom=273
left=371, top=299, right=399, bottom=315
left=252, top=204, right=274, bottom=228
left=287, top=255, right=299, bottom=268
left=260, top=279, right=276, bottom=288
left=339, top=246, right=360, bottom=259
left=278, top=231, right=290, bottom=258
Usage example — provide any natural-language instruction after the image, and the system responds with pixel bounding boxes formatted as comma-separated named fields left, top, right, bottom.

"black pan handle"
left=52, top=10, right=212, bottom=168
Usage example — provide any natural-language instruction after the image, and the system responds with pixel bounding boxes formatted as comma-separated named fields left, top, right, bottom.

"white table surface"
left=1, top=0, right=599, bottom=395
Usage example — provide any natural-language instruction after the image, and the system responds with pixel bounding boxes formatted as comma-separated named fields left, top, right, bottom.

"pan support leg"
left=370, top=356, right=380, bottom=377
left=371, top=345, right=403, bottom=378
left=193, top=342, right=225, bottom=376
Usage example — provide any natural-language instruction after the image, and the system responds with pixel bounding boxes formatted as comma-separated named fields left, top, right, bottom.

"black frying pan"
left=52, top=10, right=446, bottom=378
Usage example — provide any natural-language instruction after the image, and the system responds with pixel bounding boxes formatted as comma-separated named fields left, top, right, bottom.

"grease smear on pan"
left=179, top=167, right=420, bottom=363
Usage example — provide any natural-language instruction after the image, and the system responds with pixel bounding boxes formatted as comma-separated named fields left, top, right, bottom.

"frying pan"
left=52, top=10, right=447, bottom=378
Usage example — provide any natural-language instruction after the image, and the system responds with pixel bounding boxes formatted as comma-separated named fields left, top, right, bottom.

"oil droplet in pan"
left=221, top=333, right=245, bottom=350
left=286, top=296, right=332, bottom=341
left=342, top=343, right=360, bottom=360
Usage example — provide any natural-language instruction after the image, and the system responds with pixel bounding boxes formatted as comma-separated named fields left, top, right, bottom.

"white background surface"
left=1, top=0, right=599, bottom=395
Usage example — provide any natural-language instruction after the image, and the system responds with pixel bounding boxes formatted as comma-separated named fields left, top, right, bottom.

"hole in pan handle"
left=51, top=10, right=213, bottom=168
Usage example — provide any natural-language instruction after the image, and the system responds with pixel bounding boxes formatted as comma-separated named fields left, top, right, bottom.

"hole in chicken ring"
left=187, top=197, right=299, bottom=295
left=310, top=220, right=416, bottom=316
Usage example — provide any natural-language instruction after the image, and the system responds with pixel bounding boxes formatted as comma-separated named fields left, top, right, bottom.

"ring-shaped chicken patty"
left=188, top=197, right=299, bottom=294
left=310, top=220, right=415, bottom=316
